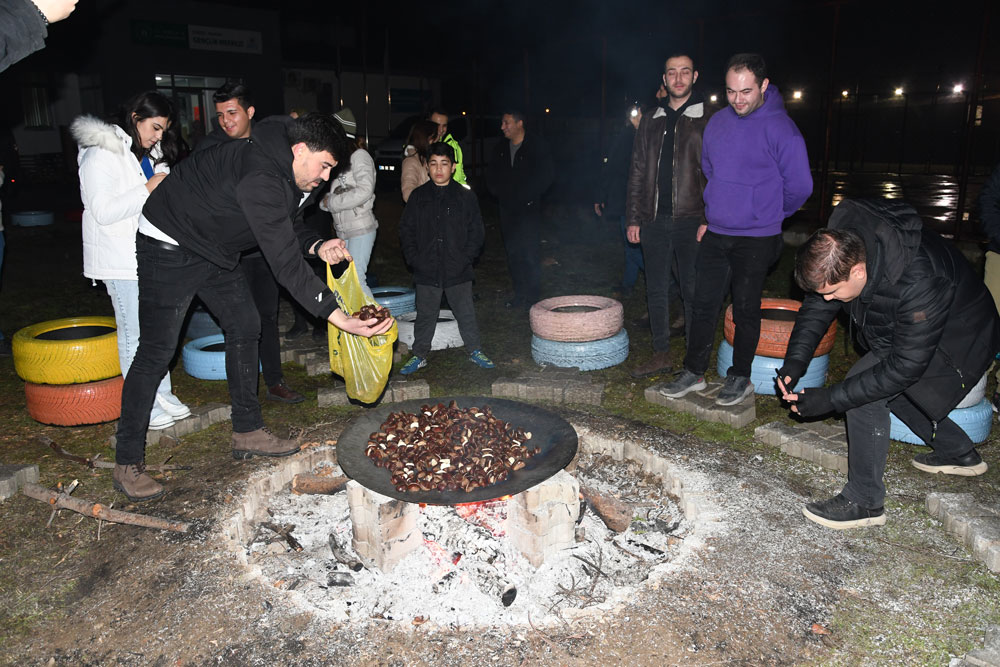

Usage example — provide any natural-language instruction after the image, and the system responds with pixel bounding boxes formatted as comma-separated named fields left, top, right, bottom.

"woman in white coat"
left=321, top=107, right=378, bottom=296
left=71, top=91, right=189, bottom=430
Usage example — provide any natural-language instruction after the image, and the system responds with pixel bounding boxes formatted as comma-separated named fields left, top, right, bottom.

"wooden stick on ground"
left=39, top=436, right=192, bottom=471
left=579, top=484, right=633, bottom=533
left=22, top=483, right=190, bottom=533
left=261, top=522, right=303, bottom=552
left=291, top=474, right=348, bottom=495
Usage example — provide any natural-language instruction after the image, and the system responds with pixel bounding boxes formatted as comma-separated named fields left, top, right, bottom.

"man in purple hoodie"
left=661, top=53, right=812, bottom=406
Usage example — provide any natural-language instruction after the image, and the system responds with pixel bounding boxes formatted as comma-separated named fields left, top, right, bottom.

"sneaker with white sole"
left=715, top=375, right=754, bottom=406
left=469, top=349, right=495, bottom=369
left=155, top=392, right=191, bottom=419
left=659, top=370, right=707, bottom=398
left=802, top=493, right=886, bottom=529
left=911, top=449, right=988, bottom=476
left=148, top=405, right=175, bottom=431
left=400, top=355, right=427, bottom=375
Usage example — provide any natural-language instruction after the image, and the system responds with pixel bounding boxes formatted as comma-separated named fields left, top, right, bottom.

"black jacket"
left=979, top=162, right=1000, bottom=254
left=399, top=180, right=485, bottom=288
left=784, top=198, right=1000, bottom=421
left=142, top=116, right=335, bottom=319
left=597, top=123, right=635, bottom=218
left=0, top=0, right=47, bottom=73
left=486, top=133, right=554, bottom=212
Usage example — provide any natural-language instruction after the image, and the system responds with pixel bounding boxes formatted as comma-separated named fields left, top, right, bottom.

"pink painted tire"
left=529, top=295, right=624, bottom=342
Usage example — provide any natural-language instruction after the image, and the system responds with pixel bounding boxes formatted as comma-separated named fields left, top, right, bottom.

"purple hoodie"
left=701, top=84, right=812, bottom=237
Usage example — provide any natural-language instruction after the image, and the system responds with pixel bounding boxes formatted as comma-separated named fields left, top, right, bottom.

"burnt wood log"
left=291, top=473, right=349, bottom=495
left=579, top=484, right=633, bottom=533
left=22, top=483, right=190, bottom=533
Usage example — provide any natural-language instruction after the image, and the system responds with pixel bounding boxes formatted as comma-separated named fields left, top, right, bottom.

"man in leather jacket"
left=625, top=53, right=715, bottom=378
left=777, top=198, right=999, bottom=529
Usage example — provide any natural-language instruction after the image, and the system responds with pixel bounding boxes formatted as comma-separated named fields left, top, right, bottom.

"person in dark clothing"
left=486, top=110, right=554, bottom=309
left=595, top=104, right=644, bottom=299
left=977, top=162, right=1000, bottom=407
left=626, top=54, right=717, bottom=378
left=0, top=0, right=78, bottom=72
left=398, top=142, right=493, bottom=374
left=195, top=83, right=304, bottom=405
left=777, top=199, right=999, bottom=530
left=113, top=113, right=393, bottom=502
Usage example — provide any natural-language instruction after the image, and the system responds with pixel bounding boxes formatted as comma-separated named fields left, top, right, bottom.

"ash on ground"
left=246, top=457, right=689, bottom=628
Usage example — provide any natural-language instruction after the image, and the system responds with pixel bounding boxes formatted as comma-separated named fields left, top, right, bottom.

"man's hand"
left=315, top=238, right=353, bottom=265
left=626, top=225, right=641, bottom=244
left=655, top=84, right=667, bottom=100
left=33, top=0, right=78, bottom=23
left=329, top=309, right=394, bottom=337
left=593, top=202, right=604, bottom=217
left=696, top=224, right=708, bottom=242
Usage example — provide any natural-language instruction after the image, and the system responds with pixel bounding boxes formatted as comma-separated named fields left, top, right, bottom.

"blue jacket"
left=701, top=85, right=812, bottom=237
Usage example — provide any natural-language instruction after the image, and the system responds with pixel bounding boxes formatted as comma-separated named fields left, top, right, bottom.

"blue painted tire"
left=182, top=335, right=262, bottom=380
left=716, top=339, right=828, bottom=395
left=371, top=287, right=416, bottom=317
left=184, top=306, right=222, bottom=340
left=10, top=210, right=54, bottom=227
left=531, top=328, right=629, bottom=371
left=890, top=398, right=993, bottom=445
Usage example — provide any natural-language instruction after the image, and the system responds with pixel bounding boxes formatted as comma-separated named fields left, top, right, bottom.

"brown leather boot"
left=266, top=380, right=305, bottom=404
left=629, top=350, right=674, bottom=379
left=113, top=463, right=165, bottom=502
left=232, top=427, right=301, bottom=460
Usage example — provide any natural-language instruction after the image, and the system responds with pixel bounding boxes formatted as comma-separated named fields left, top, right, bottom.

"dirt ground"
left=1, top=182, right=998, bottom=664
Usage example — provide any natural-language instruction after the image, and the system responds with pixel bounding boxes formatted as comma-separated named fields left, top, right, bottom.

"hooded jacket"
left=141, top=115, right=336, bottom=319
left=72, top=115, right=168, bottom=281
left=701, top=85, right=812, bottom=237
left=783, top=199, right=1000, bottom=421
left=626, top=95, right=716, bottom=225
left=399, top=179, right=485, bottom=288
left=320, top=147, right=378, bottom=239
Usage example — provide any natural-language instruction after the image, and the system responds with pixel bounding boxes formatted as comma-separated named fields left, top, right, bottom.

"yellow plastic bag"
left=325, top=262, right=398, bottom=403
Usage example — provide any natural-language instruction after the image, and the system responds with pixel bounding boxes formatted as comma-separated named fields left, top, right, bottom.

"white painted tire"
left=716, top=339, right=828, bottom=395
left=395, top=309, right=465, bottom=351
left=529, top=295, right=624, bottom=342
left=890, top=398, right=993, bottom=445
left=955, top=371, right=988, bottom=409
left=531, top=328, right=629, bottom=371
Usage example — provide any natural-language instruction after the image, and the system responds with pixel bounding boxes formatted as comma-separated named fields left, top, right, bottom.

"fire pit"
left=337, top=397, right=578, bottom=504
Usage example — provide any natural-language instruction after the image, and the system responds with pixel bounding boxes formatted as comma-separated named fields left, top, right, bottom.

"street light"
left=545, top=108, right=550, bottom=114
left=894, top=87, right=904, bottom=96
left=953, top=84, right=964, bottom=94
left=709, top=94, right=718, bottom=103
left=841, top=90, right=849, bottom=98
left=792, top=90, right=803, bottom=100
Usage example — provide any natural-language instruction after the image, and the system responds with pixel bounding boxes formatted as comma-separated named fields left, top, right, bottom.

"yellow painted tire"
left=12, top=316, right=120, bottom=384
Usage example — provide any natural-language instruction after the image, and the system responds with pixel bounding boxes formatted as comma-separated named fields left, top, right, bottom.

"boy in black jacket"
left=398, top=143, right=494, bottom=374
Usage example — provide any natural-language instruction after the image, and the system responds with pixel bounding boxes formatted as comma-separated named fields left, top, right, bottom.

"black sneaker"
left=716, top=375, right=754, bottom=406
left=802, top=493, right=886, bottom=529
left=659, top=370, right=707, bottom=398
left=911, top=449, right=988, bottom=476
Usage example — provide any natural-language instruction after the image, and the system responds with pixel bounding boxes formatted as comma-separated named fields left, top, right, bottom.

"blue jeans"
left=345, top=231, right=377, bottom=298
left=104, top=279, right=172, bottom=397
left=116, top=234, right=262, bottom=465
left=618, top=216, right=644, bottom=292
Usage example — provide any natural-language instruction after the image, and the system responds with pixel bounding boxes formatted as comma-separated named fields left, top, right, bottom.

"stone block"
left=564, top=382, right=603, bottom=406
left=517, top=470, right=579, bottom=512
left=317, top=386, right=350, bottom=408
left=754, top=422, right=785, bottom=447
left=522, top=378, right=559, bottom=402
left=578, top=432, right=625, bottom=459
left=969, top=517, right=1000, bottom=559
left=491, top=377, right=520, bottom=398
left=644, top=384, right=670, bottom=407
left=807, top=420, right=847, bottom=440
left=0, top=464, right=39, bottom=501
left=390, top=379, right=430, bottom=402
left=986, top=545, right=1000, bottom=574
left=726, top=402, right=756, bottom=428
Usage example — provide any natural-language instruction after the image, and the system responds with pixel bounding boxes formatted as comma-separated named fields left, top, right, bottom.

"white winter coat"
left=71, top=115, right=168, bottom=280
left=319, top=147, right=378, bottom=239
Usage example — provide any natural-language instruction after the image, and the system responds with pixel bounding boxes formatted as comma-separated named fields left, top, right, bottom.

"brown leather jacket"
left=626, top=98, right=716, bottom=226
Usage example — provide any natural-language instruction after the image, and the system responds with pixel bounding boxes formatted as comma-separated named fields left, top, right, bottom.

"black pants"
left=842, top=352, right=974, bottom=508
left=116, top=234, right=262, bottom=465
left=641, top=216, right=701, bottom=351
left=499, top=204, right=541, bottom=305
left=412, top=281, right=481, bottom=357
left=683, top=230, right=783, bottom=377
left=240, top=253, right=283, bottom=387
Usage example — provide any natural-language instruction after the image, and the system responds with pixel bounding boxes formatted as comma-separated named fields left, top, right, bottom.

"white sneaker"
left=148, top=405, right=175, bottom=431
left=155, top=393, right=191, bottom=419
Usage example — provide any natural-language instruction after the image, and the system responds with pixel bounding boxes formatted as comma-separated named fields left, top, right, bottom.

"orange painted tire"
left=723, top=298, right=836, bottom=358
left=529, top=295, right=624, bottom=342
left=24, top=376, right=123, bottom=426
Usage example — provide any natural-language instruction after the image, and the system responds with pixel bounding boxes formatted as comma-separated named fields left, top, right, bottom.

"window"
left=21, top=85, right=52, bottom=129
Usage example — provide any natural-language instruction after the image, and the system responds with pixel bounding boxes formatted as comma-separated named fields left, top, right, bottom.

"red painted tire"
left=25, top=376, right=123, bottom=426
left=529, top=295, right=624, bottom=342
left=723, top=298, right=836, bottom=359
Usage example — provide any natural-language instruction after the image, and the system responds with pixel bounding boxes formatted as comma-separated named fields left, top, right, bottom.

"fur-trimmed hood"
left=70, top=115, right=130, bottom=158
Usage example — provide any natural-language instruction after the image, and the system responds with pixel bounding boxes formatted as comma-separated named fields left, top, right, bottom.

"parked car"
left=372, top=115, right=421, bottom=177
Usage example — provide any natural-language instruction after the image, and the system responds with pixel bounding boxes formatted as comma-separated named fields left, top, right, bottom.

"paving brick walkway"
left=644, top=380, right=756, bottom=428
left=491, top=365, right=604, bottom=406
